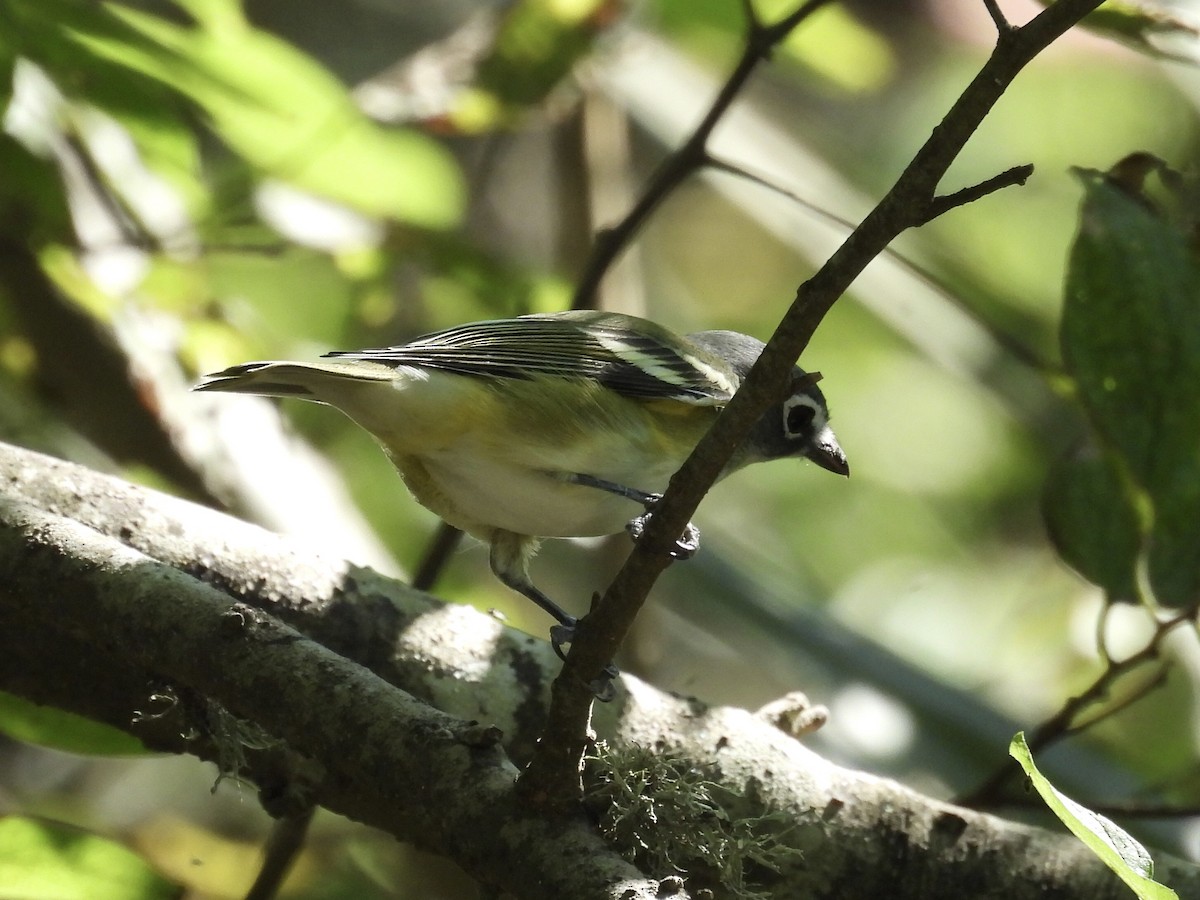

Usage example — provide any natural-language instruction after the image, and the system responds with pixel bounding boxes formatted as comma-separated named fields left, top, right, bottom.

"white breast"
left=418, top=446, right=679, bottom=538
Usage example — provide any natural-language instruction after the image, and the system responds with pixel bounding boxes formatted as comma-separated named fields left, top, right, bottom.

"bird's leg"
left=489, top=534, right=577, bottom=631
left=488, top=532, right=618, bottom=700
left=565, top=473, right=700, bottom=560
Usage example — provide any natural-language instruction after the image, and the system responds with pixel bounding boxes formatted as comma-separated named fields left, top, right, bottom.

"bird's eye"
left=784, top=396, right=818, bottom=437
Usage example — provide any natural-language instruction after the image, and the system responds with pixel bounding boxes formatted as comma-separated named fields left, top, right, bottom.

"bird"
left=196, top=309, right=849, bottom=649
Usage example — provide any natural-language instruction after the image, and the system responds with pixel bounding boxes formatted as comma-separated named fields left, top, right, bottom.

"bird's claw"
left=626, top=507, right=700, bottom=560
left=590, top=672, right=618, bottom=703
left=549, top=621, right=577, bottom=662
left=672, top=521, right=700, bottom=559
left=547, top=620, right=619, bottom=702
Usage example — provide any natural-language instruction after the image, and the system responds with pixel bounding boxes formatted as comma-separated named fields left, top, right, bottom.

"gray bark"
left=0, top=441, right=1190, bottom=899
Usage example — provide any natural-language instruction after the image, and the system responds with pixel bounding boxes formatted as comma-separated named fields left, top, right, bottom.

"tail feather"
left=194, top=360, right=394, bottom=398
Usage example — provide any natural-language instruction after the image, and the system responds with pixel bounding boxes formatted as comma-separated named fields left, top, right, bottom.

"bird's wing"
left=324, top=313, right=739, bottom=404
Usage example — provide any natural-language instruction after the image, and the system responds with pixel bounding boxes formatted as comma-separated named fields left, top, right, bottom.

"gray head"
left=687, top=330, right=849, bottom=477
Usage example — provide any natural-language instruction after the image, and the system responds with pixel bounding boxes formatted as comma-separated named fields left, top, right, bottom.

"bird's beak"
left=805, top=426, right=849, bottom=476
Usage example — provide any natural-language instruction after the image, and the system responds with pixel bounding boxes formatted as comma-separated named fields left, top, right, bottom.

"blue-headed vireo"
left=196, top=310, right=848, bottom=642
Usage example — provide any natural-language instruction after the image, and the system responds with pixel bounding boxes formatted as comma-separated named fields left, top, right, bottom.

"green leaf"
left=476, top=0, right=609, bottom=109
left=0, top=817, right=177, bottom=900
left=1010, top=733, right=1179, bottom=900
left=0, top=135, right=74, bottom=239
left=1042, top=444, right=1142, bottom=602
left=0, top=20, right=16, bottom=115
left=11, top=0, right=463, bottom=228
left=764, top=2, right=894, bottom=91
left=1061, top=165, right=1200, bottom=606
left=653, top=0, right=892, bottom=91
left=1036, top=0, right=1200, bottom=63
left=0, top=691, right=148, bottom=755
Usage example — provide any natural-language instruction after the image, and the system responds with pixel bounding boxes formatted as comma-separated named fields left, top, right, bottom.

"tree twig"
left=1066, top=664, right=1171, bottom=735
left=984, top=0, right=1015, bottom=33
left=704, top=154, right=1056, bottom=375
left=411, top=521, right=464, bottom=592
left=918, top=164, right=1035, bottom=225
left=958, top=609, right=1196, bottom=808
left=245, top=806, right=316, bottom=900
left=570, top=0, right=836, bottom=307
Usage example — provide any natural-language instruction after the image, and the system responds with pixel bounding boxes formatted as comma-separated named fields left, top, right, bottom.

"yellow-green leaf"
left=14, top=0, right=464, bottom=228
left=0, top=691, right=147, bottom=755
left=1010, top=733, right=1178, bottom=900
left=0, top=817, right=177, bottom=900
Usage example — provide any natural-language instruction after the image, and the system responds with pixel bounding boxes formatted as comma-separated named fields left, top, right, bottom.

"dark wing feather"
left=324, top=313, right=739, bottom=404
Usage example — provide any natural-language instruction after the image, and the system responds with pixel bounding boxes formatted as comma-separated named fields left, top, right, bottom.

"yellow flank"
left=356, top=372, right=721, bottom=539
left=384, top=450, right=479, bottom=533
left=484, top=377, right=718, bottom=471
left=326, top=366, right=486, bottom=453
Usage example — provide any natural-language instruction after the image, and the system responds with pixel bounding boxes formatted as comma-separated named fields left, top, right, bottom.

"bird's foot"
left=549, top=620, right=577, bottom=662
left=548, top=619, right=619, bottom=702
left=626, top=506, right=700, bottom=560
left=565, top=473, right=701, bottom=560
left=590, top=672, right=618, bottom=703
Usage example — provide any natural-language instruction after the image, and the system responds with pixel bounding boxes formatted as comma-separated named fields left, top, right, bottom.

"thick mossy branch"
left=0, top=442, right=1193, bottom=898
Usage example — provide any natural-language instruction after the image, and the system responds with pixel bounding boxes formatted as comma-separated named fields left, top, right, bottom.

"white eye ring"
left=783, top=394, right=823, bottom=438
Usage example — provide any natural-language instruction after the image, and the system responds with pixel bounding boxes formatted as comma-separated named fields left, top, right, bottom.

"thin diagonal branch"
left=525, top=0, right=1108, bottom=807
left=570, top=0, right=836, bottom=308
left=1067, top=665, right=1171, bottom=734
left=959, top=609, right=1195, bottom=808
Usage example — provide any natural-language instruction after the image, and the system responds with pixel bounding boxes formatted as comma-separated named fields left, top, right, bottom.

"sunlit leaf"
left=392, top=0, right=623, bottom=132
left=477, top=0, right=615, bottom=106
left=1010, top=733, right=1178, bottom=900
left=10, top=0, right=463, bottom=228
left=768, top=2, right=894, bottom=90
left=652, top=0, right=893, bottom=91
left=1036, top=0, right=1200, bottom=63
left=0, top=817, right=177, bottom=900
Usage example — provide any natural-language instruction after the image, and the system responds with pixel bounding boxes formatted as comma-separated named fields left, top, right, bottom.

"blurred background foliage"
left=0, top=0, right=1199, bottom=897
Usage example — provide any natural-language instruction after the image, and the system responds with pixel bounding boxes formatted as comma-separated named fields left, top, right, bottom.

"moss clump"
left=582, top=741, right=801, bottom=899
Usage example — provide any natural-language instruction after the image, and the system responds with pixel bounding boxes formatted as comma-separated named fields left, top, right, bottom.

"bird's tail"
left=194, top=360, right=394, bottom=399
